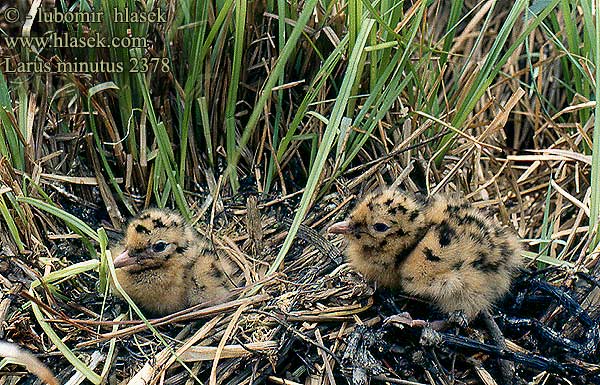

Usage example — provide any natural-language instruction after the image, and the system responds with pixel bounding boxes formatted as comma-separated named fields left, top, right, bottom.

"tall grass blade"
left=225, top=0, right=247, bottom=190
left=589, top=0, right=600, bottom=249
left=225, top=0, right=320, bottom=185
left=18, top=197, right=99, bottom=243
left=29, top=260, right=102, bottom=384
left=435, top=0, right=561, bottom=164
left=0, top=193, right=24, bottom=253
left=259, top=19, right=376, bottom=284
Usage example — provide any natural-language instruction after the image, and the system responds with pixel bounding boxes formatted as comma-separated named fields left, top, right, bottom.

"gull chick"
left=328, top=188, right=522, bottom=319
left=110, top=209, right=235, bottom=316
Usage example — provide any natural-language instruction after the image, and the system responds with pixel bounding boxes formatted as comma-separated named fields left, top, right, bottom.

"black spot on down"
left=192, top=276, right=207, bottom=291
left=499, top=242, right=514, bottom=259
left=437, top=221, right=455, bottom=246
left=451, top=261, right=463, bottom=270
left=391, top=228, right=408, bottom=237
left=389, top=204, right=407, bottom=216
left=471, top=252, right=501, bottom=273
left=409, top=210, right=419, bottom=221
left=394, top=226, right=430, bottom=267
left=457, top=214, right=486, bottom=229
left=446, top=201, right=471, bottom=212
left=135, top=224, right=150, bottom=234
left=175, top=245, right=189, bottom=254
left=210, top=267, right=224, bottom=278
left=424, top=247, right=441, bottom=262
left=471, top=252, right=487, bottom=269
left=362, top=244, right=376, bottom=254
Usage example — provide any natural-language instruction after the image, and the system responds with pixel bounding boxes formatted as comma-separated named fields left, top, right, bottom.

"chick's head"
left=113, top=209, right=200, bottom=272
left=329, top=188, right=428, bottom=256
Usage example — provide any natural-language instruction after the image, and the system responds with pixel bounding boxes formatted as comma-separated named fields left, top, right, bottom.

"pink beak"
left=328, top=221, right=353, bottom=234
left=113, top=250, right=136, bottom=268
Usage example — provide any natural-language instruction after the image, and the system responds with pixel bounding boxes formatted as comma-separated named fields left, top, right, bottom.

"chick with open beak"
left=110, top=209, right=236, bottom=316
left=328, top=188, right=522, bottom=320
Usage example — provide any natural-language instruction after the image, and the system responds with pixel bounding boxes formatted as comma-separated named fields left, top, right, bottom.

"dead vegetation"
left=1, top=0, right=600, bottom=384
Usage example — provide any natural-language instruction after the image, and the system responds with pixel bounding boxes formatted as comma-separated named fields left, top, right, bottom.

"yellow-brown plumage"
left=110, top=209, right=235, bottom=316
left=328, top=188, right=522, bottom=319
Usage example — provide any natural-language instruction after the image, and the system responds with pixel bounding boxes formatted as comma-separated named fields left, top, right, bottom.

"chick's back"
left=400, top=194, right=522, bottom=318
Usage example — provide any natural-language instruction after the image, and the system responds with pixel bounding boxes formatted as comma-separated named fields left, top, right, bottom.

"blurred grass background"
left=1, top=0, right=600, bottom=382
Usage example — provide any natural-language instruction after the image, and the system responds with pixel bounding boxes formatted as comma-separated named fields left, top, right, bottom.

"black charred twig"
left=502, top=316, right=599, bottom=358
left=437, top=330, right=587, bottom=376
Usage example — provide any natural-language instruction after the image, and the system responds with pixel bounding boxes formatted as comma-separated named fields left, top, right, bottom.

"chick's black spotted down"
left=110, top=209, right=236, bottom=315
left=329, top=188, right=522, bottom=319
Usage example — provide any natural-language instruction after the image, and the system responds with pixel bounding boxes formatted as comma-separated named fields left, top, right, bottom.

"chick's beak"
left=113, top=250, right=137, bottom=268
left=328, top=220, right=353, bottom=234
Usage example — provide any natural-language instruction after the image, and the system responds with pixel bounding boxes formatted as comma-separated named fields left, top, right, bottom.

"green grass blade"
left=29, top=260, right=102, bottom=384
left=0, top=193, right=24, bottom=253
left=258, top=18, right=376, bottom=285
left=225, top=0, right=247, bottom=189
left=198, top=97, right=214, bottom=167
left=435, top=0, right=561, bottom=164
left=18, top=197, right=99, bottom=243
left=224, top=0, right=320, bottom=186
left=179, top=0, right=209, bottom=186
left=87, top=82, right=135, bottom=215
left=589, top=0, right=600, bottom=249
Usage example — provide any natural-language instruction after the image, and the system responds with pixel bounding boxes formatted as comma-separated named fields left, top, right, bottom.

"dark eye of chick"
left=152, top=241, right=169, bottom=253
left=373, top=223, right=390, bottom=232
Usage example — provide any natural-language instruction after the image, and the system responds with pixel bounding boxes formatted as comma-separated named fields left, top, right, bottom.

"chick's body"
left=110, top=209, right=235, bottom=316
left=329, top=188, right=522, bottom=319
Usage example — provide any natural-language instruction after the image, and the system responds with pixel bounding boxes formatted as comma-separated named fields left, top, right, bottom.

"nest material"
left=2, top=189, right=600, bottom=385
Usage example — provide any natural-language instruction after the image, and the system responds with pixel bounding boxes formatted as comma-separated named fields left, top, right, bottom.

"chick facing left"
left=110, top=208, right=235, bottom=316
left=329, top=188, right=523, bottom=320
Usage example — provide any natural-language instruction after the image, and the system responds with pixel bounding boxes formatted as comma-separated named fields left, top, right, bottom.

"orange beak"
left=328, top=220, right=353, bottom=234
left=113, top=250, right=137, bottom=268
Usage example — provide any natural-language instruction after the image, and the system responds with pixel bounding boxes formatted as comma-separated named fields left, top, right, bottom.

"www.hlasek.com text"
left=3, top=32, right=147, bottom=50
